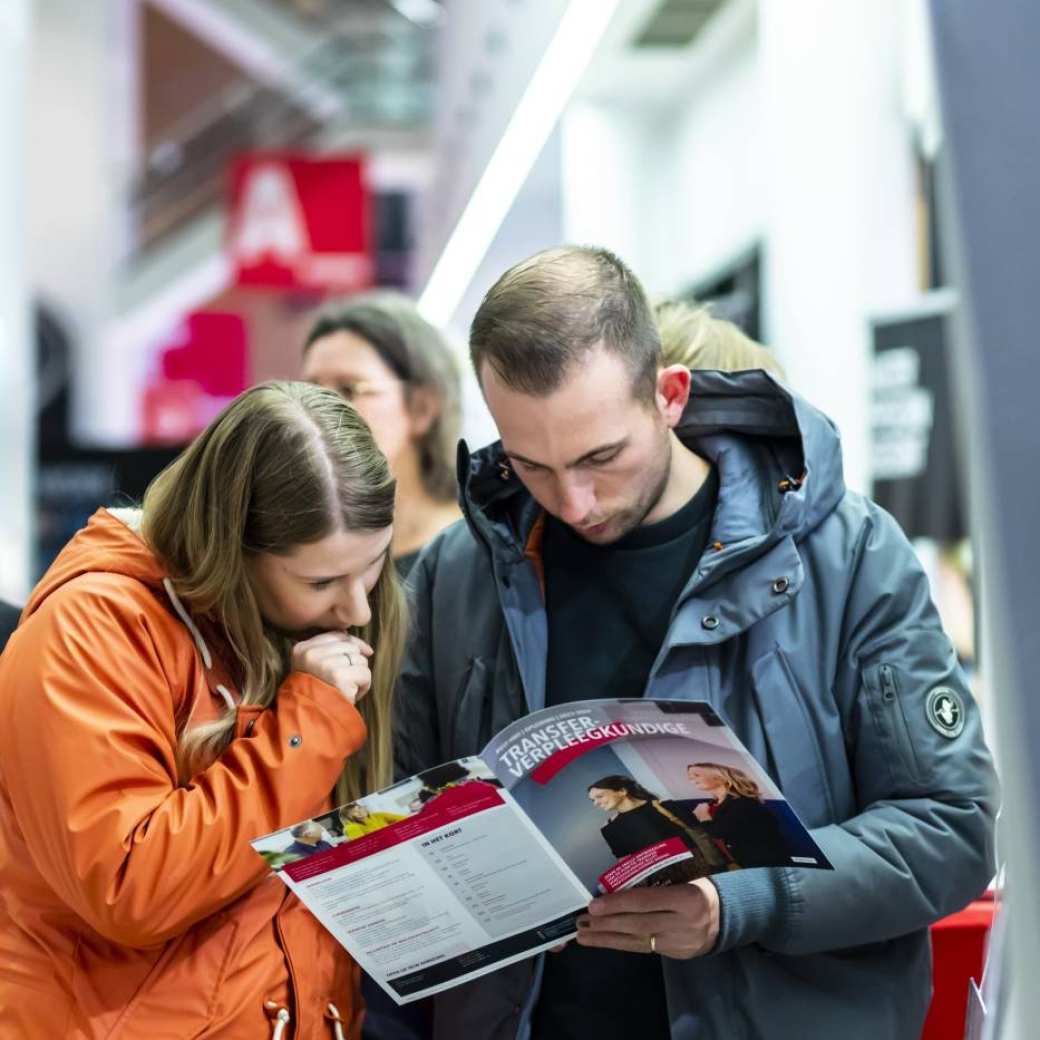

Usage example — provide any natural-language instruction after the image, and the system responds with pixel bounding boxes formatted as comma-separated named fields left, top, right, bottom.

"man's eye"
left=336, top=384, right=357, bottom=401
left=515, top=460, right=542, bottom=474
left=310, top=579, right=335, bottom=590
left=587, top=451, right=620, bottom=467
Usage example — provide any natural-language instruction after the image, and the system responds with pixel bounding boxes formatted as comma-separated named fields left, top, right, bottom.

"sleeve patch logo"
left=926, top=687, right=965, bottom=739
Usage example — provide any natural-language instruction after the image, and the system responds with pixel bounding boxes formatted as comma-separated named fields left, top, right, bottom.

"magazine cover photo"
left=485, top=699, right=832, bottom=894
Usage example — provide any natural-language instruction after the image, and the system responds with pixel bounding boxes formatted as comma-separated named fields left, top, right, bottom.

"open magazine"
left=251, top=699, right=832, bottom=1004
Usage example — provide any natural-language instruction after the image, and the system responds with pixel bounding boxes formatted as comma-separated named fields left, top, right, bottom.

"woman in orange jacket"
left=0, top=381, right=406, bottom=1039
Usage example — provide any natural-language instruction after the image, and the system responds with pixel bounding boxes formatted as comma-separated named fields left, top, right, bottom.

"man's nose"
left=556, top=476, right=595, bottom=526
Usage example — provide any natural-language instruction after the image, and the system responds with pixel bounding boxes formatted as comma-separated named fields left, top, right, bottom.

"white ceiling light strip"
left=388, top=0, right=443, bottom=25
left=417, top=0, right=621, bottom=328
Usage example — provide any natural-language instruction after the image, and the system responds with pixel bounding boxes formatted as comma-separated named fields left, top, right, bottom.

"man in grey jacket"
left=395, top=245, right=997, bottom=1040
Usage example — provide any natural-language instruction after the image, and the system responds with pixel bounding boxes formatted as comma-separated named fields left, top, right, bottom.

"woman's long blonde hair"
left=691, top=762, right=762, bottom=800
left=142, top=381, right=406, bottom=805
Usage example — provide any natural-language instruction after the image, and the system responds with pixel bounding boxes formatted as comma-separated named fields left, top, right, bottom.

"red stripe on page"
left=597, top=837, right=690, bottom=892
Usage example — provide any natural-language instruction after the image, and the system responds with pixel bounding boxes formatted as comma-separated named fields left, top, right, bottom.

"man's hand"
left=575, top=878, right=720, bottom=959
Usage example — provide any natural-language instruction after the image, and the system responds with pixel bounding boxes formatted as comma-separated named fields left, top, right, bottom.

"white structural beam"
left=758, top=0, right=919, bottom=495
left=930, top=2, right=1040, bottom=1037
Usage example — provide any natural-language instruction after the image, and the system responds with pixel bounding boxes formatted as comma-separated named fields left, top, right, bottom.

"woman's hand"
left=693, top=803, right=712, bottom=822
left=291, top=632, right=374, bottom=706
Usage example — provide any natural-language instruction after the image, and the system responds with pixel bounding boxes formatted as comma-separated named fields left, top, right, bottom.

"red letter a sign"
left=228, top=154, right=372, bottom=292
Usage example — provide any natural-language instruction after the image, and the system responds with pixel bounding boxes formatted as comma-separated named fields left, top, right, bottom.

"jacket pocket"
left=450, top=657, right=491, bottom=759
left=105, top=912, right=240, bottom=1038
left=750, top=647, right=837, bottom=828
left=861, top=660, right=923, bottom=788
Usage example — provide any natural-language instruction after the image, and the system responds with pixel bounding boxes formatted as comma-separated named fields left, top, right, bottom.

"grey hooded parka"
left=395, top=370, right=998, bottom=1040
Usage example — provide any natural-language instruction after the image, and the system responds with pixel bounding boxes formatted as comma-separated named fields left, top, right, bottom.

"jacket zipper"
left=879, top=664, right=897, bottom=702
left=876, top=663, right=922, bottom=782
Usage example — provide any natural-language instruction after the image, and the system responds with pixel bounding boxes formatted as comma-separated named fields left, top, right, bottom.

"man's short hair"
left=469, top=246, right=661, bottom=403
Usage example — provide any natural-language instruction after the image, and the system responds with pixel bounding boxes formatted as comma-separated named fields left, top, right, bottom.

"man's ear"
left=407, top=385, right=440, bottom=437
left=655, top=364, right=692, bottom=427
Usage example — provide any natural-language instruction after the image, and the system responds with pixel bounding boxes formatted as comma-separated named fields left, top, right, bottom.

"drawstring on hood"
left=163, top=577, right=213, bottom=670
left=161, top=577, right=238, bottom=713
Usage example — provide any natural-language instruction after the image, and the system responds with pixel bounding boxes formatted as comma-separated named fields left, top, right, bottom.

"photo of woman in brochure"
left=688, top=762, right=792, bottom=868
left=587, top=774, right=730, bottom=883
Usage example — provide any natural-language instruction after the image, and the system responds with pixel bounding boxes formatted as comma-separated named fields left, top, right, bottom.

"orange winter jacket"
left=0, top=510, right=368, bottom=1039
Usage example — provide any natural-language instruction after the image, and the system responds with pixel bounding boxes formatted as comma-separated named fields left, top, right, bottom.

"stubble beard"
left=577, top=433, right=673, bottom=546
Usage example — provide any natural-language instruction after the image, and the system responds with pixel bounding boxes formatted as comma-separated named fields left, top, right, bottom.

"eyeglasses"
left=335, top=380, right=403, bottom=403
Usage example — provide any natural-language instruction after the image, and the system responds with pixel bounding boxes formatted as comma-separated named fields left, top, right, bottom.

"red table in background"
left=922, top=895, right=995, bottom=1039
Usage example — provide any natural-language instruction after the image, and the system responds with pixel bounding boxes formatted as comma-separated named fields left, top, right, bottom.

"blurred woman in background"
left=303, top=293, right=462, bottom=577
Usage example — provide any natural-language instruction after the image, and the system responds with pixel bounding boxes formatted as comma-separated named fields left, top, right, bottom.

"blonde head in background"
left=654, top=298, right=787, bottom=381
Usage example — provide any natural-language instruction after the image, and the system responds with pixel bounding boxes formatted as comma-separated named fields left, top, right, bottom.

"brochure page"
left=251, top=757, right=588, bottom=1004
left=251, top=698, right=832, bottom=1003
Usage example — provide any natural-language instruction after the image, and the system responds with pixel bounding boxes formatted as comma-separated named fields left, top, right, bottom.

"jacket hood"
left=457, top=369, right=847, bottom=564
left=24, top=508, right=167, bottom=620
left=24, top=508, right=239, bottom=710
